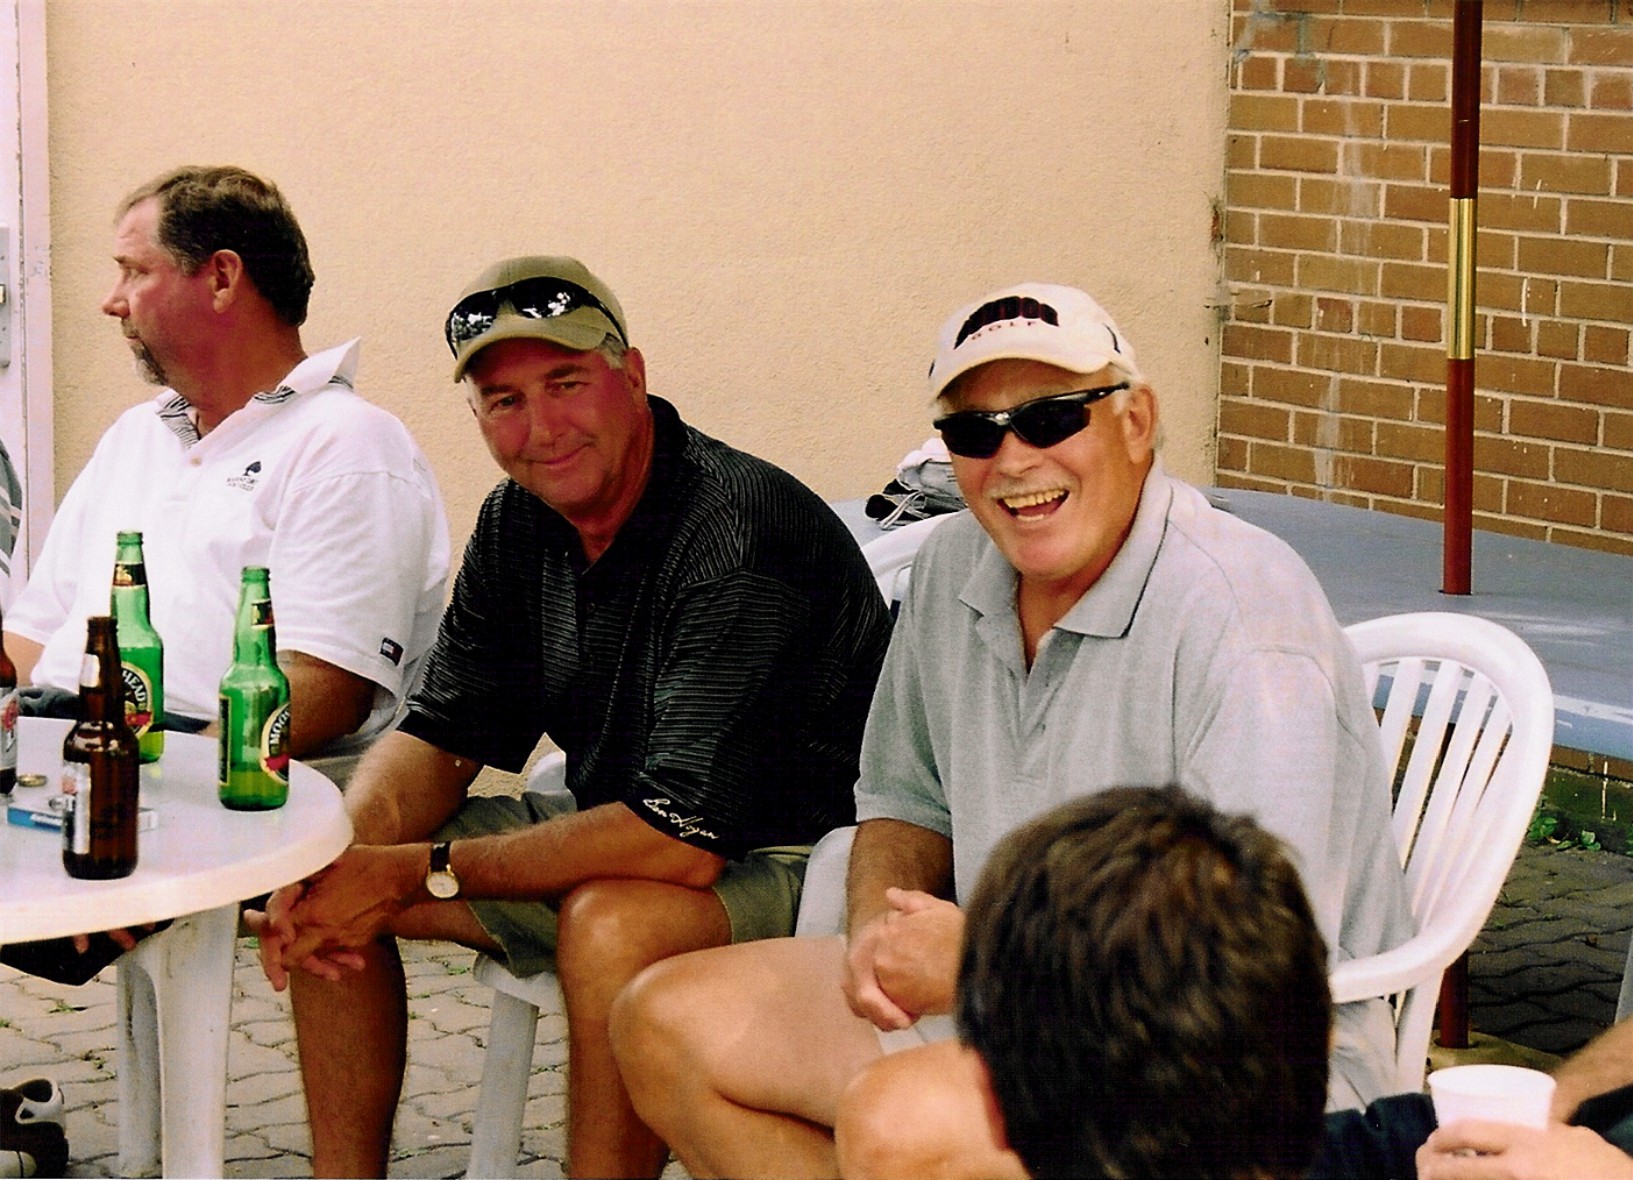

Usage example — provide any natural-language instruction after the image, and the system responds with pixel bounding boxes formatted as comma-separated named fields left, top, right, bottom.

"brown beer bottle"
left=61, top=615, right=141, bottom=879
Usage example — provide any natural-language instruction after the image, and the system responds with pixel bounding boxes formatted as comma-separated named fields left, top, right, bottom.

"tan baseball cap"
left=446, top=255, right=630, bottom=382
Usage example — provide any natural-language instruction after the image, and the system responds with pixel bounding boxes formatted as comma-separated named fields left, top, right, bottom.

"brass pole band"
left=1447, top=198, right=1477, bottom=360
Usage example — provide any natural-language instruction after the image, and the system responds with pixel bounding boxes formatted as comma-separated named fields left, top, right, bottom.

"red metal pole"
left=1435, top=2, right=1484, bottom=1053
left=1443, top=0, right=1481, bottom=597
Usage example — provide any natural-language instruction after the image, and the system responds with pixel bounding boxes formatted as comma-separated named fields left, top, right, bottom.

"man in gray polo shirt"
left=612, top=282, right=1415, bottom=1179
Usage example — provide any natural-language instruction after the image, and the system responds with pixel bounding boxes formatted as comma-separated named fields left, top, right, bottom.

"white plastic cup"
left=1427, top=1064, right=1557, bottom=1130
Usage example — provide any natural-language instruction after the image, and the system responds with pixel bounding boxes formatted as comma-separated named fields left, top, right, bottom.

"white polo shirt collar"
left=153, top=338, right=361, bottom=447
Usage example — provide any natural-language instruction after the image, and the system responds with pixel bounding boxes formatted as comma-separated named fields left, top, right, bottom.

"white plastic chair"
left=467, top=750, right=570, bottom=1179
left=793, top=826, right=857, bottom=938
left=1333, top=611, right=1554, bottom=1094
left=861, top=513, right=953, bottom=605
left=466, top=515, right=957, bottom=1175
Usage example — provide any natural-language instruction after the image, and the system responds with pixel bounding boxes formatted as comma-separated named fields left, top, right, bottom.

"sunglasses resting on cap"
left=933, top=382, right=1129, bottom=459
left=444, top=276, right=629, bottom=357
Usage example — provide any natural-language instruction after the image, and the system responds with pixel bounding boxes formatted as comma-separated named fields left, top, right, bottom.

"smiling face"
left=465, top=336, right=654, bottom=554
left=942, top=358, right=1156, bottom=611
left=101, top=198, right=216, bottom=388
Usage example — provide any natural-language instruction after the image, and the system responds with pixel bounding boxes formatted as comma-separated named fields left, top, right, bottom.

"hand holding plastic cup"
left=1428, top=1064, right=1557, bottom=1130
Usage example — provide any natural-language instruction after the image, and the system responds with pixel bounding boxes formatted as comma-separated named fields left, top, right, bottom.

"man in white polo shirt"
left=3, top=165, right=449, bottom=774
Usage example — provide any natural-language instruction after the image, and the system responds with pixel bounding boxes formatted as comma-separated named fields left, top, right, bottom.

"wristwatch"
left=425, top=841, right=461, bottom=900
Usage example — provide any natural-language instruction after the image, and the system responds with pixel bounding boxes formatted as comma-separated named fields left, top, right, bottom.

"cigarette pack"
left=5, top=795, right=158, bottom=832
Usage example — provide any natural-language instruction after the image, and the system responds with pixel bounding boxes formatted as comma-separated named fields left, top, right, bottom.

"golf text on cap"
left=955, top=296, right=1060, bottom=348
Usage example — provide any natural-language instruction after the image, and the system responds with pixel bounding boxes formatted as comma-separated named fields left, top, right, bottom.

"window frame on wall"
left=0, top=0, right=53, bottom=600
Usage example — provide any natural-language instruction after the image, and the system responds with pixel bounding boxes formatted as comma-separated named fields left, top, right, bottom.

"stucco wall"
left=42, top=0, right=1228, bottom=549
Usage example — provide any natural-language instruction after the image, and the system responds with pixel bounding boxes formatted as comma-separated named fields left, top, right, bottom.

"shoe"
left=0, top=920, right=173, bottom=986
left=0, top=1078, right=68, bottom=1178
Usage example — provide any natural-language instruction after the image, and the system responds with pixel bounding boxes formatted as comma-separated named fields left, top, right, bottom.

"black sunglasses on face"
left=933, top=383, right=1129, bottom=459
left=444, top=277, right=628, bottom=356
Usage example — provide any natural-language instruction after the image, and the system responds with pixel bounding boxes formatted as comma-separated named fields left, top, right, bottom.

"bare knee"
left=609, top=952, right=716, bottom=1130
left=610, top=952, right=682, bottom=1055
left=611, top=955, right=680, bottom=1068
left=612, top=939, right=841, bottom=1109
left=836, top=1056, right=937, bottom=1180
left=558, top=881, right=672, bottom=1002
left=558, top=883, right=624, bottom=970
left=836, top=1045, right=1021, bottom=1180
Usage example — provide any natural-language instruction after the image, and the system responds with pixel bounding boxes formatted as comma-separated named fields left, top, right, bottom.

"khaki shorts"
left=435, top=793, right=810, bottom=979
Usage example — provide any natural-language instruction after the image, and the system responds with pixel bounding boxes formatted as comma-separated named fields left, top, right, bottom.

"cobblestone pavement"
left=1, top=939, right=573, bottom=1178
left=1467, top=839, right=1633, bottom=1059
left=1, top=837, right=1629, bottom=1178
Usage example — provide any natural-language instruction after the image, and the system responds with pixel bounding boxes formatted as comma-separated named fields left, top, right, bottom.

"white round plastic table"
left=0, top=716, right=351, bottom=1177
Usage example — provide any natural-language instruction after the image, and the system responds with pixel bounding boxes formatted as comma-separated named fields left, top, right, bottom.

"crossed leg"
left=613, top=934, right=883, bottom=1177
left=554, top=878, right=731, bottom=1177
left=290, top=878, right=729, bottom=1178
left=613, top=933, right=1027, bottom=1179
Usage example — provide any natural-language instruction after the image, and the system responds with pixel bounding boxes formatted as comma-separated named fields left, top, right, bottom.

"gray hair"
left=596, top=333, right=629, bottom=370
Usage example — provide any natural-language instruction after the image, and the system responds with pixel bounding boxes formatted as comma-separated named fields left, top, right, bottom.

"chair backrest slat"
left=1411, top=671, right=1494, bottom=894
left=1391, top=658, right=1466, bottom=872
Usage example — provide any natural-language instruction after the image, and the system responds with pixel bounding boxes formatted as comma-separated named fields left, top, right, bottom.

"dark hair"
left=119, top=166, right=314, bottom=327
left=956, top=787, right=1332, bottom=1180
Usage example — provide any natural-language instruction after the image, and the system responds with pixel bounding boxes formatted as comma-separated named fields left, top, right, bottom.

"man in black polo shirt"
left=251, top=256, right=891, bottom=1179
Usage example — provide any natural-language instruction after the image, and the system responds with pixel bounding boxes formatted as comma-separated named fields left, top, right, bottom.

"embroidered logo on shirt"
left=226, top=460, right=263, bottom=492
left=379, top=638, right=404, bottom=666
left=641, top=797, right=718, bottom=842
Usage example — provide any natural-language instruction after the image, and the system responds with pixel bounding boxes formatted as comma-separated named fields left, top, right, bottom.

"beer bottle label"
left=251, top=601, right=275, bottom=630
left=0, top=688, right=17, bottom=773
left=60, top=766, right=90, bottom=856
left=121, top=664, right=155, bottom=738
left=112, top=561, right=145, bottom=588
left=260, top=702, right=291, bottom=783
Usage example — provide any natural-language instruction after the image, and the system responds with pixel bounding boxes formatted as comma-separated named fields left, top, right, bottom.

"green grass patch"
left=1528, top=763, right=1633, bottom=855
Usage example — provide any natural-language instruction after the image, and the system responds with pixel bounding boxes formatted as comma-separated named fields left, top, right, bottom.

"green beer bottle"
left=111, top=531, right=165, bottom=763
left=218, top=566, right=291, bottom=810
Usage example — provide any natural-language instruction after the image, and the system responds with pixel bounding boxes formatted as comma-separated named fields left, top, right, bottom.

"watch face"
left=427, top=871, right=459, bottom=900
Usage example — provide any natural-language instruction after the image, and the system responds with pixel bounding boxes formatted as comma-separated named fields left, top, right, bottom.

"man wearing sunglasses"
left=252, top=256, right=891, bottom=1178
left=614, top=282, right=1413, bottom=1179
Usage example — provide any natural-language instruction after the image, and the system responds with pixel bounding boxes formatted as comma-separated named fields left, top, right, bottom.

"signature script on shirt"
left=640, top=797, right=719, bottom=843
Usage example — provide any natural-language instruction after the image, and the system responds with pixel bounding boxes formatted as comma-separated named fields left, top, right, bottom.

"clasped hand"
left=842, top=888, right=965, bottom=1031
left=246, top=846, right=408, bottom=990
left=1416, top=1119, right=1633, bottom=1180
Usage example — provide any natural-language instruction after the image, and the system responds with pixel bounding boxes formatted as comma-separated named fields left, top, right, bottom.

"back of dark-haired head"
left=118, top=166, right=314, bottom=327
left=956, top=786, right=1332, bottom=1180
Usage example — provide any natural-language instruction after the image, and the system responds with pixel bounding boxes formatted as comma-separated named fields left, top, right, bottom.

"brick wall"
left=1219, top=0, right=1633, bottom=556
